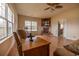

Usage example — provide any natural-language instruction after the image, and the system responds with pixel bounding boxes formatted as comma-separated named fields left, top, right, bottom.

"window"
left=8, top=22, right=13, bottom=35
left=25, top=21, right=37, bottom=31
left=0, top=3, right=5, bottom=17
left=0, top=3, right=14, bottom=40
left=7, top=6, right=13, bottom=35
left=8, top=6, right=13, bottom=22
left=0, top=18, right=7, bottom=39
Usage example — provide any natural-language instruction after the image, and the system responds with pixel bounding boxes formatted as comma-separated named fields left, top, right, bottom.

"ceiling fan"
left=44, top=3, right=63, bottom=11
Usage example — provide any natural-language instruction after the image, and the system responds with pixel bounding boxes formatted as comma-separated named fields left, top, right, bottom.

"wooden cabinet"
left=41, top=18, right=51, bottom=34
left=41, top=18, right=51, bottom=26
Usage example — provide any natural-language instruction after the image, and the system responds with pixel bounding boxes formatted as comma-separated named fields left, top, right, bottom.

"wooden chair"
left=13, top=32, right=23, bottom=56
left=17, top=30, right=27, bottom=39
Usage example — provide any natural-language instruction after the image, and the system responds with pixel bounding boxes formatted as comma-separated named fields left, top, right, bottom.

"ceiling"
left=15, top=3, right=79, bottom=18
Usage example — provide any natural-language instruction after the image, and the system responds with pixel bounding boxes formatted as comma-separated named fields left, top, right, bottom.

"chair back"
left=13, top=32, right=23, bottom=56
left=17, top=30, right=26, bottom=39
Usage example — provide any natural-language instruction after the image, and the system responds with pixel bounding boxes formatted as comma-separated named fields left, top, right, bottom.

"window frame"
left=0, top=17, right=7, bottom=39
left=0, top=3, right=14, bottom=41
left=25, top=21, right=37, bottom=32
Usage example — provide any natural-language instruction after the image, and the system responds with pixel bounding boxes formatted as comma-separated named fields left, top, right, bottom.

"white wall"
left=51, top=7, right=79, bottom=40
left=51, top=18, right=58, bottom=36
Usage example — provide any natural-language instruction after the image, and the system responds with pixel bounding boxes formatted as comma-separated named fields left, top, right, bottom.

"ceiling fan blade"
left=47, top=3, right=60, bottom=6
left=55, top=5, right=63, bottom=9
left=51, top=8, right=55, bottom=11
left=44, top=7, right=50, bottom=10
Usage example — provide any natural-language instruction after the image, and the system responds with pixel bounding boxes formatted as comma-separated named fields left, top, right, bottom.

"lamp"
left=29, top=33, right=33, bottom=41
left=29, top=21, right=33, bottom=41
left=25, top=21, right=33, bottom=42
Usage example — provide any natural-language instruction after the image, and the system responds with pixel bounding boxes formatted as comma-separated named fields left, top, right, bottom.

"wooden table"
left=22, top=36, right=50, bottom=56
